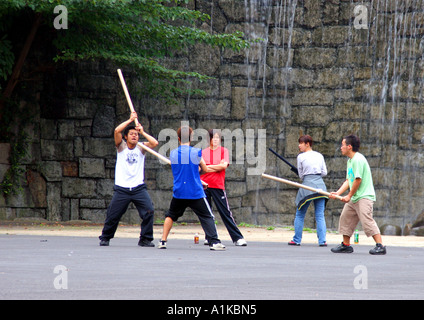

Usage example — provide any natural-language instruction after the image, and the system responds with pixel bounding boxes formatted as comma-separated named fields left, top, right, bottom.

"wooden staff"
left=261, top=173, right=343, bottom=201
left=117, top=69, right=139, bottom=126
left=138, top=142, right=208, bottom=188
left=137, top=142, right=170, bottom=165
left=117, top=68, right=207, bottom=188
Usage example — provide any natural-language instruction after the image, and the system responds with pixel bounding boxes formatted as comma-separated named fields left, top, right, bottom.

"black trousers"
left=204, top=188, right=244, bottom=242
left=165, top=197, right=221, bottom=245
left=100, top=184, right=154, bottom=241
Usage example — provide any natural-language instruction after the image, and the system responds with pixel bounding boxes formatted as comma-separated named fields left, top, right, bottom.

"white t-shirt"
left=297, top=150, right=327, bottom=181
left=114, top=141, right=145, bottom=188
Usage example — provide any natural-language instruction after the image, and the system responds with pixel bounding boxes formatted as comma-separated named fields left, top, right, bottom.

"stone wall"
left=1, top=0, right=424, bottom=235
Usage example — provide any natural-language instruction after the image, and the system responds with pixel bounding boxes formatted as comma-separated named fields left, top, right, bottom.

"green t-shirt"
left=346, top=152, right=376, bottom=203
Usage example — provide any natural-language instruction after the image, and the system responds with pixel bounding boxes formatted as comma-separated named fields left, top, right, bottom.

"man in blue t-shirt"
left=158, top=126, right=225, bottom=251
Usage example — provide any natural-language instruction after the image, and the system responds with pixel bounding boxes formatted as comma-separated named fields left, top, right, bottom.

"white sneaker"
left=234, top=238, right=247, bottom=246
left=157, top=240, right=167, bottom=249
left=203, top=239, right=209, bottom=245
left=210, top=243, right=226, bottom=251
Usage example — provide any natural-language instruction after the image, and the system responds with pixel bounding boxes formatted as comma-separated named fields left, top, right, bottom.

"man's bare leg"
left=161, top=217, right=173, bottom=242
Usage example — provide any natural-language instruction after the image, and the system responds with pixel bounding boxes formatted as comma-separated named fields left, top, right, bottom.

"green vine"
left=0, top=98, right=30, bottom=196
left=0, top=130, right=28, bottom=195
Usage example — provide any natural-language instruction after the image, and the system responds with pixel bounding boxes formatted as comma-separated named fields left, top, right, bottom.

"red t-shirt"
left=201, top=146, right=229, bottom=189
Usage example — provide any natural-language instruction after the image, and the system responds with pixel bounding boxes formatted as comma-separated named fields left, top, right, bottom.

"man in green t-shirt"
left=330, top=135, right=386, bottom=255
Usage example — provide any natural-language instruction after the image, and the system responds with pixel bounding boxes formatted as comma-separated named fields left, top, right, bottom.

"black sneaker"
left=331, top=242, right=354, bottom=253
left=369, top=243, right=386, bottom=255
left=138, top=239, right=155, bottom=247
left=99, top=239, right=109, bottom=246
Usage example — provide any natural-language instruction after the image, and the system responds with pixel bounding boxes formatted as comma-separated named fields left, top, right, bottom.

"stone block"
left=92, top=105, right=115, bottom=138
left=47, top=182, right=61, bottom=221
left=334, top=101, right=366, bottom=120
left=188, top=43, right=221, bottom=76
left=0, top=164, right=10, bottom=183
left=62, top=178, right=97, bottom=198
left=314, top=68, right=353, bottom=88
left=225, top=181, right=247, bottom=197
left=380, top=224, right=402, bottom=236
left=266, top=48, right=294, bottom=68
left=61, top=161, right=78, bottom=177
left=40, top=139, right=74, bottom=161
left=80, top=198, right=105, bottom=209
left=27, top=170, right=47, bottom=208
left=292, top=89, right=333, bottom=106
left=218, top=0, right=247, bottom=22
left=303, top=0, right=322, bottom=28
left=268, top=28, right=311, bottom=48
left=313, top=26, right=349, bottom=46
left=95, top=179, right=115, bottom=199
left=39, top=161, right=62, bottom=181
left=292, top=106, right=332, bottom=126
left=231, top=87, right=249, bottom=120
left=0, top=207, right=14, bottom=220
left=148, top=190, right=173, bottom=211
left=40, top=119, right=57, bottom=139
left=294, top=48, right=337, bottom=68
left=83, top=137, right=115, bottom=158
left=156, top=169, right=174, bottom=190
left=80, top=208, right=106, bottom=223
left=336, top=46, right=372, bottom=67
left=286, top=68, right=315, bottom=88
left=58, top=120, right=75, bottom=139
left=0, top=143, right=11, bottom=164
left=79, top=158, right=105, bottom=178
left=67, top=98, right=97, bottom=119
left=187, top=99, right=230, bottom=118
left=322, top=0, right=340, bottom=25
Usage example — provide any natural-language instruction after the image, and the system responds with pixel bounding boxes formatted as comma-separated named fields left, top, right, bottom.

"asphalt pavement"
left=1, top=234, right=423, bottom=302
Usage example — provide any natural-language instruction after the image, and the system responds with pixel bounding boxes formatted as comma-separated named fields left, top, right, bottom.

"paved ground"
left=0, top=223, right=423, bottom=302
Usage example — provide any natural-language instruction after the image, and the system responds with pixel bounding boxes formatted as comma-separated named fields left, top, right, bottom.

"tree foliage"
left=0, top=0, right=251, bottom=100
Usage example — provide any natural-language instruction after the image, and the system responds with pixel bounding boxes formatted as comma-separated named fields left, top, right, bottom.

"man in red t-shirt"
left=201, top=129, right=247, bottom=246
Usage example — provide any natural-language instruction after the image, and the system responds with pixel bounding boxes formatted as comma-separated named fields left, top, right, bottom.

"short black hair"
left=344, top=134, right=360, bottom=152
left=123, top=125, right=137, bottom=138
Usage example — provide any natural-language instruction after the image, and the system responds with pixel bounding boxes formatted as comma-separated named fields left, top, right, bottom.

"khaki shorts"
left=339, top=198, right=380, bottom=237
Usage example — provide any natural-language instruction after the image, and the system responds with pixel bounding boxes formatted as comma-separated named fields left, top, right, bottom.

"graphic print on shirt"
left=126, top=151, right=138, bottom=165
left=347, top=167, right=355, bottom=183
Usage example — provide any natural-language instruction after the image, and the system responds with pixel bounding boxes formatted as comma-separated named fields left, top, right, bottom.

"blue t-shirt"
left=170, top=145, right=206, bottom=199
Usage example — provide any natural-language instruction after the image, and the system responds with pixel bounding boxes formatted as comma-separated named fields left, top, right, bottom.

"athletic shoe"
left=203, top=239, right=209, bottom=245
left=288, top=240, right=300, bottom=246
left=331, top=242, right=354, bottom=253
left=319, top=242, right=327, bottom=247
left=369, top=243, right=387, bottom=255
left=138, top=239, right=155, bottom=247
left=99, top=239, right=109, bottom=246
left=210, top=243, right=226, bottom=251
left=157, top=240, right=167, bottom=249
left=234, top=238, right=247, bottom=246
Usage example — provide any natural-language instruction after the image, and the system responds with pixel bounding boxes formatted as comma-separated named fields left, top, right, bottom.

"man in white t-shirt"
left=99, top=112, right=158, bottom=247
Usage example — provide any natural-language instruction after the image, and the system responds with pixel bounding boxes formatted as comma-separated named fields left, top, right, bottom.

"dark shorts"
left=165, top=197, right=220, bottom=244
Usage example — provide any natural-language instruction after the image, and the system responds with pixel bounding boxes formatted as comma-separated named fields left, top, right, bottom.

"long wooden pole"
left=117, top=69, right=139, bottom=126
left=261, top=173, right=343, bottom=201
left=117, top=69, right=169, bottom=164
left=116, top=69, right=208, bottom=187
left=137, top=142, right=170, bottom=165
